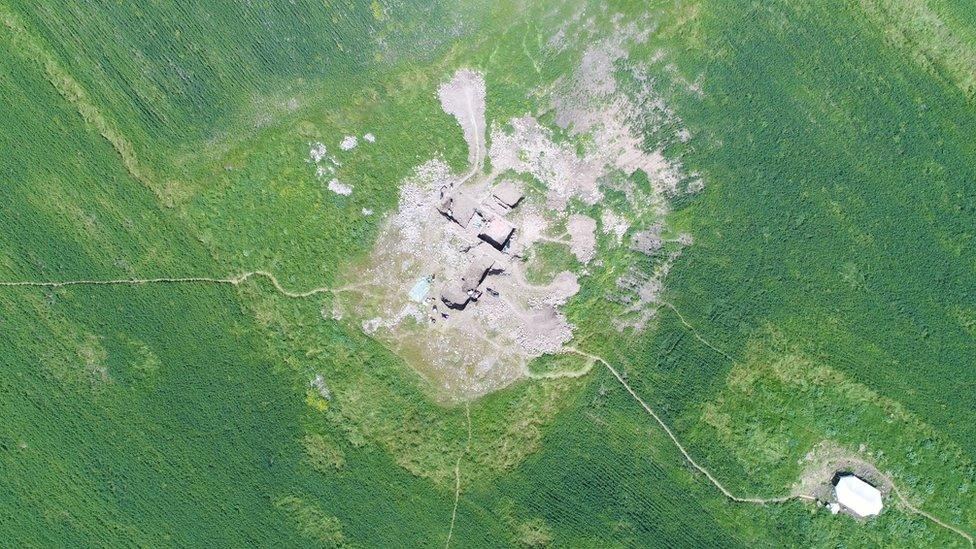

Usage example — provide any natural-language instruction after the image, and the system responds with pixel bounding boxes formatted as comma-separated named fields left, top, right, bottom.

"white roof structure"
left=834, top=475, right=883, bottom=517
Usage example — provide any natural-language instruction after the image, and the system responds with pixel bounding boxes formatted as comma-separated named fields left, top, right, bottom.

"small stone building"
left=479, top=217, right=515, bottom=250
left=492, top=180, right=524, bottom=209
left=462, top=257, right=494, bottom=292
left=438, top=193, right=478, bottom=227
left=441, top=286, right=472, bottom=310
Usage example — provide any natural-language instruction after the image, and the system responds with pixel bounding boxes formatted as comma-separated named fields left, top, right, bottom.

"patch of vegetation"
left=3, top=0, right=975, bottom=546
left=526, top=352, right=592, bottom=378
left=701, top=328, right=974, bottom=538
left=274, top=495, right=346, bottom=547
left=516, top=517, right=554, bottom=547
left=302, top=434, right=347, bottom=473
left=524, top=242, right=579, bottom=285
left=603, top=0, right=976, bottom=544
left=859, top=0, right=976, bottom=100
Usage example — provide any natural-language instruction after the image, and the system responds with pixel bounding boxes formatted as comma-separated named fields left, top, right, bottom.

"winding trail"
left=1, top=270, right=972, bottom=546
left=445, top=402, right=472, bottom=549
left=889, top=482, right=973, bottom=547
left=0, top=270, right=362, bottom=298
left=458, top=84, right=484, bottom=186
left=565, top=346, right=812, bottom=506
left=657, top=301, right=735, bottom=362
left=576, top=304, right=975, bottom=547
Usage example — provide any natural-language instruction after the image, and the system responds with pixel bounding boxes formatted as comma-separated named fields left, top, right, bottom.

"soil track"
left=587, top=308, right=974, bottom=547
left=0, top=270, right=362, bottom=298
left=444, top=403, right=472, bottom=549
left=0, top=275, right=971, bottom=546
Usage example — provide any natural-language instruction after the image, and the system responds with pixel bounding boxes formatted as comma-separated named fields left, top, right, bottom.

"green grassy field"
left=1, top=0, right=974, bottom=546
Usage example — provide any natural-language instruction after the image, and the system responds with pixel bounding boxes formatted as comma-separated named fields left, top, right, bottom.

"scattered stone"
left=340, top=135, right=358, bottom=151
left=515, top=305, right=573, bottom=355
left=308, top=142, right=328, bottom=164
left=363, top=133, right=376, bottom=143
left=544, top=271, right=581, bottom=306
left=631, top=229, right=662, bottom=255
left=489, top=115, right=603, bottom=210
left=567, top=214, right=597, bottom=263
left=311, top=374, right=331, bottom=400
left=328, top=179, right=353, bottom=196
left=333, top=22, right=698, bottom=398
left=600, top=209, right=630, bottom=245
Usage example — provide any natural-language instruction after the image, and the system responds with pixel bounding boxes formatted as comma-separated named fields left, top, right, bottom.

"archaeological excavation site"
left=335, top=30, right=698, bottom=399
left=6, top=1, right=974, bottom=546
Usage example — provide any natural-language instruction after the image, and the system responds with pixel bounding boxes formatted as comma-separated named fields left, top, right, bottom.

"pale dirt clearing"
left=332, top=159, right=579, bottom=399
left=489, top=115, right=603, bottom=210
left=339, top=135, right=358, bottom=150
left=327, top=179, right=353, bottom=196
left=438, top=68, right=486, bottom=169
left=339, top=25, right=703, bottom=398
left=566, top=214, right=597, bottom=264
left=600, top=208, right=630, bottom=244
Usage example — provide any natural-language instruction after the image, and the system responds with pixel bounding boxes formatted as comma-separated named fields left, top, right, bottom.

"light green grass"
left=2, top=0, right=976, bottom=546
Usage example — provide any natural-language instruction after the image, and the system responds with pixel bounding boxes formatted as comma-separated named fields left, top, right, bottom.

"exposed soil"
left=339, top=135, right=358, bottom=150
left=438, top=68, right=486, bottom=169
left=334, top=158, right=580, bottom=399
left=567, top=214, right=597, bottom=264
left=489, top=115, right=603, bottom=211
left=600, top=208, right=630, bottom=244
left=795, top=441, right=893, bottom=504
left=327, top=179, right=353, bottom=196
left=339, top=34, right=702, bottom=397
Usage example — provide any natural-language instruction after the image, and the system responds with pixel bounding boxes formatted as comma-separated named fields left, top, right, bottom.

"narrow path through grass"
left=0, top=270, right=363, bottom=298
left=445, top=402, right=472, bottom=549
left=0, top=275, right=971, bottom=546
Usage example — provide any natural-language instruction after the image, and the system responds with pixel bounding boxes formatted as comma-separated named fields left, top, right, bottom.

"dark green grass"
left=600, top=0, right=976, bottom=543
left=653, top=0, right=976, bottom=454
left=464, top=368, right=756, bottom=548
left=3, top=0, right=976, bottom=546
left=4, top=1, right=368, bottom=157
left=1, top=31, right=311, bottom=544
left=0, top=16, right=467, bottom=546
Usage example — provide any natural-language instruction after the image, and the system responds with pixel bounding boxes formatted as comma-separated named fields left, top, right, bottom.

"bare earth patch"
left=338, top=52, right=699, bottom=399
left=335, top=158, right=578, bottom=399
left=567, top=214, right=597, bottom=263
left=437, top=68, right=486, bottom=168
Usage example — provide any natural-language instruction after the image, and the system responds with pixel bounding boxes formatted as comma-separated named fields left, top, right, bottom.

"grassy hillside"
left=611, top=0, right=976, bottom=544
left=1, top=0, right=974, bottom=546
left=0, top=16, right=482, bottom=546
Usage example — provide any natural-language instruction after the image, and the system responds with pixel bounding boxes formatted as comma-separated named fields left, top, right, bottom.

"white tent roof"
left=834, top=475, right=883, bottom=517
